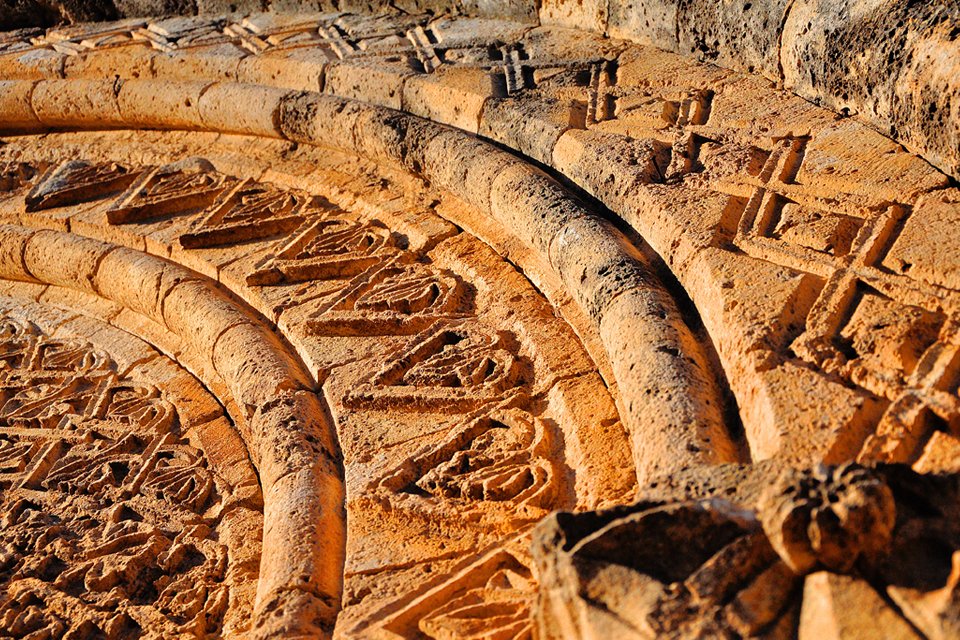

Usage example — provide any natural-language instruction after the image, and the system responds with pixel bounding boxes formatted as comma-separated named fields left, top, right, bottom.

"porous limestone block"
left=277, top=90, right=363, bottom=153
left=549, top=215, right=650, bottom=324
left=63, top=44, right=156, bottom=80
left=479, top=98, right=572, bottom=167
left=0, top=49, right=64, bottom=79
left=402, top=68, right=492, bottom=133
left=130, top=357, right=225, bottom=429
left=913, top=431, right=960, bottom=474
left=0, top=81, right=42, bottom=130
left=186, top=415, right=263, bottom=509
left=419, top=130, right=524, bottom=212
left=117, top=79, right=209, bottom=129
left=219, top=506, right=264, bottom=634
left=552, top=129, right=668, bottom=215
left=799, top=572, right=923, bottom=640
left=198, top=82, right=291, bottom=137
left=93, top=245, right=200, bottom=320
left=0, top=225, right=37, bottom=282
left=22, top=228, right=113, bottom=293
left=161, top=278, right=249, bottom=364
left=350, top=108, right=434, bottom=171
left=546, top=373, right=636, bottom=508
left=539, top=0, right=607, bottom=38
left=324, top=59, right=410, bottom=110
left=31, top=78, right=125, bottom=128
left=151, top=42, right=248, bottom=82
left=749, top=362, right=880, bottom=464
left=599, top=285, right=737, bottom=481
left=676, top=0, right=791, bottom=80
left=40, top=289, right=123, bottom=336
left=782, top=0, right=960, bottom=177
left=489, top=163, right=589, bottom=258
left=615, top=43, right=734, bottom=93
left=252, top=584, right=334, bottom=639
left=249, top=390, right=340, bottom=486
left=212, top=322, right=314, bottom=414
left=256, top=464, right=345, bottom=632
left=700, top=74, right=836, bottom=146
left=236, top=47, right=329, bottom=92
left=797, top=118, right=949, bottom=204
left=607, top=0, right=678, bottom=49
left=884, top=188, right=960, bottom=290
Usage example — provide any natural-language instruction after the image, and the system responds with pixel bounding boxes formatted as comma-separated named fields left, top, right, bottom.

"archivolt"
left=0, top=223, right=345, bottom=636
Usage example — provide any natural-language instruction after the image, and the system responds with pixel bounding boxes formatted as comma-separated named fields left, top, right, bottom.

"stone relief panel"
left=534, top=462, right=960, bottom=640
left=0, top=12, right=954, bottom=636
left=0, top=133, right=630, bottom=639
left=0, top=310, right=262, bottom=639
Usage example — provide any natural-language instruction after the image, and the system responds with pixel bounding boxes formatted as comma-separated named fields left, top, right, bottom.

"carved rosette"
left=533, top=463, right=960, bottom=639
left=758, top=463, right=896, bottom=575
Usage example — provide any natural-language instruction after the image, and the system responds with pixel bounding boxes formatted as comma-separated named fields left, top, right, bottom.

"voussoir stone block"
left=117, top=79, right=210, bottom=129
left=198, top=82, right=291, bottom=137
left=31, top=78, right=125, bottom=128
left=277, top=90, right=363, bottom=152
left=489, top=163, right=589, bottom=258
left=212, top=322, right=315, bottom=416
left=0, top=81, right=41, bottom=130
left=0, top=225, right=37, bottom=282
left=23, top=228, right=114, bottom=293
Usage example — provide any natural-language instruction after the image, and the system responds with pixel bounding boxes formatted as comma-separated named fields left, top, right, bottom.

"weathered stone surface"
left=0, top=9, right=956, bottom=638
left=534, top=464, right=960, bottom=640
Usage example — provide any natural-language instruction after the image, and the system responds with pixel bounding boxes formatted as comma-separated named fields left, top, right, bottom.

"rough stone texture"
left=534, top=463, right=960, bottom=640
left=0, top=9, right=956, bottom=640
left=6, top=1, right=958, bottom=179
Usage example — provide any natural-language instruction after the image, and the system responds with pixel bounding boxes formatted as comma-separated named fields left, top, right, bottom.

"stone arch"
left=0, top=222, right=345, bottom=635
left=0, top=78, right=742, bottom=478
left=0, top=10, right=957, bottom=639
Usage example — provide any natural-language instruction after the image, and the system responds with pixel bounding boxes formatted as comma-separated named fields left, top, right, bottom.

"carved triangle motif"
left=346, top=322, right=527, bottom=412
left=25, top=161, right=138, bottom=211
left=247, top=216, right=399, bottom=285
left=307, top=259, right=473, bottom=335
left=178, top=178, right=316, bottom=249
left=106, top=161, right=235, bottom=224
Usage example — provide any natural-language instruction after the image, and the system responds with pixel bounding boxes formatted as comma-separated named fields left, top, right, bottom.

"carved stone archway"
left=0, top=9, right=958, bottom=639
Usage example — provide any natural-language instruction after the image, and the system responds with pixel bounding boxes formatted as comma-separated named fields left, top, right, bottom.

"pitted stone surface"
left=0, top=8, right=956, bottom=640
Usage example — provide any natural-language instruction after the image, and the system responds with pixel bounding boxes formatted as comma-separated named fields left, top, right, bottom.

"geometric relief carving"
left=346, top=322, right=527, bottom=412
left=726, top=135, right=960, bottom=461
left=25, top=160, right=138, bottom=212
left=377, top=407, right=557, bottom=511
left=360, top=545, right=536, bottom=640
left=178, top=178, right=317, bottom=249
left=584, top=60, right=714, bottom=132
left=0, top=315, right=233, bottom=637
left=106, top=161, right=236, bottom=225
left=246, top=216, right=398, bottom=286
left=306, top=259, right=472, bottom=335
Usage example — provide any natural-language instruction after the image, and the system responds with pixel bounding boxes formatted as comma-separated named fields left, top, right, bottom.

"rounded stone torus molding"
left=1, top=11, right=957, bottom=471
left=0, top=223, right=344, bottom=636
left=0, top=294, right=264, bottom=638
left=0, top=10, right=958, bottom=640
left=3, top=2, right=957, bottom=180
left=0, top=127, right=682, bottom=637
left=0, top=81, right=741, bottom=481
